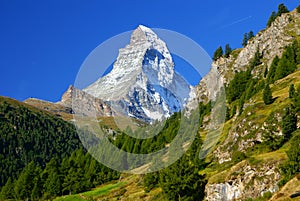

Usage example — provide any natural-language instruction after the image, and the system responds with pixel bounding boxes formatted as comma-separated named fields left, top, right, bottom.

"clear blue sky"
left=0, top=0, right=298, bottom=102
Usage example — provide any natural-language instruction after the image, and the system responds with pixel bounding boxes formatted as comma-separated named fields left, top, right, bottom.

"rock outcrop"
left=60, top=85, right=113, bottom=117
left=206, top=160, right=281, bottom=201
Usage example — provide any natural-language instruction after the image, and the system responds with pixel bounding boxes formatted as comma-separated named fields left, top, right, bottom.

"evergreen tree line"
left=226, top=39, right=300, bottom=117
left=104, top=103, right=211, bottom=200
left=212, top=29, right=256, bottom=61
left=141, top=103, right=211, bottom=201
left=263, top=39, right=300, bottom=105
left=267, top=40, right=300, bottom=84
left=225, top=48, right=264, bottom=117
left=111, top=112, right=181, bottom=154
left=213, top=44, right=232, bottom=61
left=0, top=149, right=120, bottom=200
left=0, top=98, right=83, bottom=188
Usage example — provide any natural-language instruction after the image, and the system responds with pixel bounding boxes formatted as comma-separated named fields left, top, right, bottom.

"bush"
left=232, top=151, right=246, bottom=162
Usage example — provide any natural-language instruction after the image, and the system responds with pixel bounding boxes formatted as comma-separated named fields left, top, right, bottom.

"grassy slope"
left=54, top=174, right=163, bottom=201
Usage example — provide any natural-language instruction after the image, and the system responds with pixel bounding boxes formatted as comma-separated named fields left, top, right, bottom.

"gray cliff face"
left=60, top=85, right=113, bottom=117
left=205, top=161, right=281, bottom=201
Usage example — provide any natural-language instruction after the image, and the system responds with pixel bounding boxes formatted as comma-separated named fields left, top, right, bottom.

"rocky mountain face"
left=24, top=85, right=114, bottom=120
left=84, top=25, right=192, bottom=122
left=26, top=26, right=193, bottom=123
left=206, top=160, right=281, bottom=201
left=202, top=10, right=300, bottom=201
left=60, top=85, right=114, bottom=117
left=197, top=10, right=300, bottom=102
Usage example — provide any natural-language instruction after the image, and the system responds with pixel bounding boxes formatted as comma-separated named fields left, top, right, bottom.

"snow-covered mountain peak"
left=130, top=25, right=156, bottom=44
left=83, top=25, right=192, bottom=122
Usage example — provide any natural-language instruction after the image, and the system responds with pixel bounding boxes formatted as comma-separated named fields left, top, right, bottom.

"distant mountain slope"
left=0, top=96, right=82, bottom=187
left=24, top=97, right=74, bottom=120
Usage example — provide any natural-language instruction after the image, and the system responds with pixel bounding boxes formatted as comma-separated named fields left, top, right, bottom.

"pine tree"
left=242, top=33, right=248, bottom=47
left=213, top=46, right=223, bottom=61
left=242, top=31, right=255, bottom=47
left=61, top=149, right=89, bottom=195
left=43, top=158, right=61, bottom=198
left=84, top=157, right=98, bottom=188
left=281, top=133, right=300, bottom=179
left=159, top=154, right=206, bottom=201
left=267, top=11, right=277, bottom=27
left=224, top=44, right=232, bottom=58
left=294, top=86, right=300, bottom=114
left=31, top=171, right=43, bottom=201
left=248, top=31, right=254, bottom=40
left=289, top=84, right=295, bottom=99
left=297, top=5, right=300, bottom=13
left=274, top=46, right=297, bottom=81
left=264, top=67, right=268, bottom=78
left=245, top=80, right=255, bottom=100
left=277, top=3, right=289, bottom=17
left=14, top=162, right=38, bottom=200
left=62, top=162, right=78, bottom=195
left=267, top=56, right=279, bottom=83
left=282, top=106, right=297, bottom=140
left=292, top=40, right=300, bottom=64
left=249, top=47, right=261, bottom=69
left=0, top=178, right=14, bottom=200
left=263, top=84, right=273, bottom=105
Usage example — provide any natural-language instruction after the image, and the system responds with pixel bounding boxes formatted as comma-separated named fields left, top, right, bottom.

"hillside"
left=0, top=96, right=83, bottom=185
left=0, top=97, right=120, bottom=200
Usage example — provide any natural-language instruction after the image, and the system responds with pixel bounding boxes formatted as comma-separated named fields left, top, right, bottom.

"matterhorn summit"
left=83, top=25, right=193, bottom=122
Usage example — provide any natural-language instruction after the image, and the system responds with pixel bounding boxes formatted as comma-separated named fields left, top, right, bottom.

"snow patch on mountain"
left=84, top=25, right=193, bottom=122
